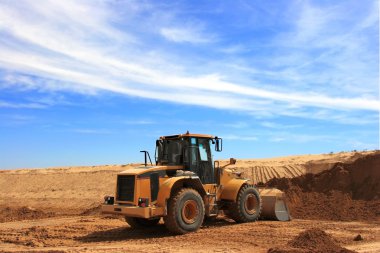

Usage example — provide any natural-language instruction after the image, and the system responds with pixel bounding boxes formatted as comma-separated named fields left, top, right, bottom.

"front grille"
left=117, top=175, right=135, bottom=202
left=150, top=172, right=159, bottom=202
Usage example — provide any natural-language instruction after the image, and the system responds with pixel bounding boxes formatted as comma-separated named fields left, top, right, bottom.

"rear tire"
left=228, top=184, right=261, bottom=223
left=164, top=188, right=205, bottom=234
left=125, top=217, right=160, bottom=228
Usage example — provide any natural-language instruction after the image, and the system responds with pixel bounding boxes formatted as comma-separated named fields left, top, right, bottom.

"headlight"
left=138, top=197, right=149, bottom=207
left=104, top=196, right=114, bottom=205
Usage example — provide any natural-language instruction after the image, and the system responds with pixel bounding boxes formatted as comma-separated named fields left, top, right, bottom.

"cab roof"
left=160, top=132, right=214, bottom=140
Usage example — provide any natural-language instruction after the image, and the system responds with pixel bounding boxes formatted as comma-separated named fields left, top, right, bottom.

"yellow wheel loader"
left=102, top=132, right=290, bottom=234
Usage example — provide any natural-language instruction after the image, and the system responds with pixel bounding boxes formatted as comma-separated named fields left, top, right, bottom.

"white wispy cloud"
left=223, top=121, right=250, bottom=129
left=0, top=0, right=378, bottom=123
left=0, top=100, right=46, bottom=109
left=260, top=121, right=302, bottom=129
left=223, top=134, right=258, bottom=141
left=160, top=27, right=212, bottom=43
left=268, top=133, right=335, bottom=143
left=264, top=0, right=379, bottom=98
left=0, top=114, right=36, bottom=126
left=219, top=44, right=248, bottom=54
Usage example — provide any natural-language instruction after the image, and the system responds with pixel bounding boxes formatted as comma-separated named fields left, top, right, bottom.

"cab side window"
left=199, top=144, right=208, bottom=161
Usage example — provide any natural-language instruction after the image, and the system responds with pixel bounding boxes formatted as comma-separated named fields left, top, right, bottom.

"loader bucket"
left=259, top=188, right=291, bottom=221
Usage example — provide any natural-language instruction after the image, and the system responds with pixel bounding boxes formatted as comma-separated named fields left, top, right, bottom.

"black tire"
left=125, top=217, right=160, bottom=228
left=164, top=188, right=205, bottom=234
left=228, top=184, right=261, bottom=223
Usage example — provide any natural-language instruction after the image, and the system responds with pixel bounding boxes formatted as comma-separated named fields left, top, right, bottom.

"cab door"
left=186, top=137, right=214, bottom=184
left=198, top=138, right=214, bottom=183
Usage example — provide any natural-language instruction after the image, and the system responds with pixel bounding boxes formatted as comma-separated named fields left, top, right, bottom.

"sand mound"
left=266, top=153, right=380, bottom=221
left=288, top=189, right=378, bottom=221
left=228, top=151, right=375, bottom=184
left=268, top=152, right=380, bottom=200
left=0, top=206, right=56, bottom=223
left=268, top=228, right=356, bottom=253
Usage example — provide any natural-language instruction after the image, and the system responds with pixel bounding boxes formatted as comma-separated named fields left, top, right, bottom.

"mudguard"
left=220, top=178, right=251, bottom=201
left=156, top=176, right=206, bottom=208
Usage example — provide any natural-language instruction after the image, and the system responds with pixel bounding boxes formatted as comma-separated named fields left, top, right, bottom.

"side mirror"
left=215, top=137, right=223, bottom=152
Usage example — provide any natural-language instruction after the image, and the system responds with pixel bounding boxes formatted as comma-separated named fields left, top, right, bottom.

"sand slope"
left=228, top=150, right=374, bottom=183
left=0, top=165, right=134, bottom=214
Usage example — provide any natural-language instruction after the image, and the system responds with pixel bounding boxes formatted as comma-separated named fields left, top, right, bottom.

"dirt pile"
left=0, top=206, right=56, bottom=222
left=287, top=190, right=378, bottom=221
left=266, top=152, right=380, bottom=221
left=228, top=151, right=374, bottom=184
left=268, top=228, right=356, bottom=253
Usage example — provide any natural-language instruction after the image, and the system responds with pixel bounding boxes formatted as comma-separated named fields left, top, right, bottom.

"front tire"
left=228, top=184, right=261, bottom=223
left=164, top=188, right=205, bottom=234
left=125, top=217, right=160, bottom=228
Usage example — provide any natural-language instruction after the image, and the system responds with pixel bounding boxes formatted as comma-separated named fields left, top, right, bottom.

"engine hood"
left=118, top=165, right=184, bottom=176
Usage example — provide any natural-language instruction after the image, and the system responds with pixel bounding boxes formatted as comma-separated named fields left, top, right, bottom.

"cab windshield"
left=155, top=138, right=186, bottom=165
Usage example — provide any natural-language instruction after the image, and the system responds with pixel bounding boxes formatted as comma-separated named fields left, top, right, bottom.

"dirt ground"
left=1, top=215, right=379, bottom=253
left=1, top=151, right=379, bottom=252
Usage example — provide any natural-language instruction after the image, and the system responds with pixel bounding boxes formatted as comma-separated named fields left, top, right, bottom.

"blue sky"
left=0, top=0, right=379, bottom=169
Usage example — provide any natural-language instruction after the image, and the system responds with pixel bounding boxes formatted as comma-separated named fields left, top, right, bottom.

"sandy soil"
left=1, top=216, right=379, bottom=253
left=0, top=164, right=137, bottom=215
left=0, top=151, right=379, bottom=252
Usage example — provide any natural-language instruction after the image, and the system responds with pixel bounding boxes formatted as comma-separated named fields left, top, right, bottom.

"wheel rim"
left=181, top=200, right=199, bottom=224
left=244, top=193, right=257, bottom=215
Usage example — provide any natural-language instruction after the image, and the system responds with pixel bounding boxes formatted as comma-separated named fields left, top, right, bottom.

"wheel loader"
left=102, top=132, right=290, bottom=234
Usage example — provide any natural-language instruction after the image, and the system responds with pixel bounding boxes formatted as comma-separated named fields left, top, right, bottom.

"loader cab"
left=155, top=133, right=222, bottom=184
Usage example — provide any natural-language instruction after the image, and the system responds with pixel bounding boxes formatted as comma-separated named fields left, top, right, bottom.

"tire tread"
left=228, top=184, right=262, bottom=223
left=164, top=188, right=204, bottom=234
